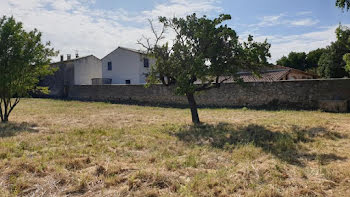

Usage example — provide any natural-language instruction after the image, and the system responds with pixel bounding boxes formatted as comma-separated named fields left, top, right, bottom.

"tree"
left=336, top=0, right=350, bottom=11
left=276, top=52, right=307, bottom=70
left=139, top=14, right=271, bottom=124
left=317, top=25, right=350, bottom=78
left=0, top=16, right=57, bottom=123
left=306, top=48, right=327, bottom=69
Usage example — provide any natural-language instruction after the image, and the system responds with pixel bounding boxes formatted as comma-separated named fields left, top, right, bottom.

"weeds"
left=0, top=99, right=349, bottom=196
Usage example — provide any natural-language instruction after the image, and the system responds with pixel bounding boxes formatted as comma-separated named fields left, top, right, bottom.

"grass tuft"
left=0, top=98, right=349, bottom=196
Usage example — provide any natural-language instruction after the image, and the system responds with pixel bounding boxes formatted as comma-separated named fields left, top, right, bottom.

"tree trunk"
left=186, top=93, right=200, bottom=124
left=0, top=98, right=17, bottom=123
left=0, top=101, right=7, bottom=123
left=0, top=102, right=3, bottom=122
left=3, top=113, right=8, bottom=122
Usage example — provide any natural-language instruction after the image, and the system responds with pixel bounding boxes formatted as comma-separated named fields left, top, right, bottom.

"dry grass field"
left=0, top=99, right=350, bottom=196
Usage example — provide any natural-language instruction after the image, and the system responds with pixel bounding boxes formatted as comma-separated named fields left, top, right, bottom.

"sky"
left=1, top=0, right=349, bottom=63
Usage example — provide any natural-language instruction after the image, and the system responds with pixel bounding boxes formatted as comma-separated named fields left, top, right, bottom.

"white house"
left=73, top=55, right=102, bottom=85
left=101, top=47, right=155, bottom=85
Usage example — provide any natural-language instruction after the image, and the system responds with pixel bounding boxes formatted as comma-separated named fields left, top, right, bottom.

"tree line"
left=277, top=0, right=350, bottom=78
left=276, top=25, right=350, bottom=78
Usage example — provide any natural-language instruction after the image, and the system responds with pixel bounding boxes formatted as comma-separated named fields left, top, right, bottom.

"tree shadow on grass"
left=0, top=122, right=39, bottom=137
left=167, top=123, right=347, bottom=166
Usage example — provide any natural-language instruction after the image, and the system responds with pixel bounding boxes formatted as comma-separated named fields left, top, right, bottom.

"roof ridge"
left=118, top=46, right=146, bottom=54
left=50, top=54, right=99, bottom=64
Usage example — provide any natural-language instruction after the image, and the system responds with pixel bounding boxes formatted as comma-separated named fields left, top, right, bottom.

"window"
left=144, top=58, right=149, bottom=68
left=125, top=80, right=131, bottom=84
left=107, top=62, right=112, bottom=71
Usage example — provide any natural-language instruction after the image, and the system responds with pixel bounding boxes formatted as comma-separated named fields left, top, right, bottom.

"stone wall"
left=67, top=79, right=350, bottom=111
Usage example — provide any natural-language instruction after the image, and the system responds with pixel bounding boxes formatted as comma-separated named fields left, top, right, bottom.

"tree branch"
left=195, top=76, right=233, bottom=92
left=7, top=98, right=20, bottom=116
left=149, top=19, right=165, bottom=46
left=137, top=19, right=166, bottom=52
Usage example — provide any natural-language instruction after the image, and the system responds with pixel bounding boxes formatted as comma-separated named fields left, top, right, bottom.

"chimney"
left=67, top=54, right=71, bottom=60
left=60, top=55, right=64, bottom=62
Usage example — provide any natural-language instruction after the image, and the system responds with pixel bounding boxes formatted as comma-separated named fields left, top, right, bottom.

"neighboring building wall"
left=102, top=48, right=153, bottom=84
left=74, top=56, right=102, bottom=85
left=40, top=62, right=75, bottom=97
left=68, top=79, right=350, bottom=111
left=41, top=55, right=101, bottom=98
left=286, top=70, right=315, bottom=80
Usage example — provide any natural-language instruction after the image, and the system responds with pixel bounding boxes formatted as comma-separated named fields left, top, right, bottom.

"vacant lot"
left=0, top=99, right=349, bottom=196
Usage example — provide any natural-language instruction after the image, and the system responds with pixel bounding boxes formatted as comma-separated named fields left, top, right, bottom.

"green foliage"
left=278, top=25, right=350, bottom=78
left=306, top=48, right=327, bottom=69
left=277, top=25, right=350, bottom=78
left=317, top=25, right=350, bottom=78
left=148, top=14, right=271, bottom=94
left=142, top=13, right=271, bottom=123
left=276, top=52, right=307, bottom=70
left=336, top=0, right=350, bottom=11
left=276, top=49, right=327, bottom=72
left=344, top=53, right=350, bottom=73
left=0, top=16, right=57, bottom=122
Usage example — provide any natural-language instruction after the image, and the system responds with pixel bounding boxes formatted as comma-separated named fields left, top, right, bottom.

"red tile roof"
left=236, top=65, right=318, bottom=82
left=238, top=69, right=290, bottom=82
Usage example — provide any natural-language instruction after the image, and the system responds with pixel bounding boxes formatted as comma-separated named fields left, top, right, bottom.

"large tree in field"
left=0, top=16, right=57, bottom=123
left=139, top=14, right=271, bottom=124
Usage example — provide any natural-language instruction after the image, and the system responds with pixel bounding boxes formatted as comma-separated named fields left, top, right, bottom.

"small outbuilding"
left=41, top=55, right=102, bottom=97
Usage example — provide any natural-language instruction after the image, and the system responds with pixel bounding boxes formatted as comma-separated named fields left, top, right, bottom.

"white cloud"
left=0, top=0, right=345, bottom=66
left=255, top=13, right=319, bottom=27
left=0, top=0, right=221, bottom=61
left=296, top=11, right=313, bottom=16
left=143, top=0, right=222, bottom=19
left=253, top=25, right=348, bottom=63
left=256, top=14, right=286, bottom=27
left=290, top=18, right=319, bottom=26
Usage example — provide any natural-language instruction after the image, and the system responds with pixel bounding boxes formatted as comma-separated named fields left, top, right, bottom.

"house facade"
left=101, top=47, right=155, bottom=85
left=41, top=55, right=102, bottom=97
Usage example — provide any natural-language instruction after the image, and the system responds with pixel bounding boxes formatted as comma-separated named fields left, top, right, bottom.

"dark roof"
left=50, top=55, right=99, bottom=64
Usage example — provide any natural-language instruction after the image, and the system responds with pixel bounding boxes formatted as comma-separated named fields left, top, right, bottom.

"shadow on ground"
left=0, top=122, right=39, bottom=137
left=167, top=123, right=347, bottom=166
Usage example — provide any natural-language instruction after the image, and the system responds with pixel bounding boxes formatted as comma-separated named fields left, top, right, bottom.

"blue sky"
left=1, top=0, right=349, bottom=62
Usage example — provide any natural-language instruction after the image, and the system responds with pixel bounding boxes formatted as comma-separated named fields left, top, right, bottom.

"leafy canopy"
left=0, top=16, right=57, bottom=122
left=344, top=53, right=350, bottom=72
left=276, top=52, right=307, bottom=71
left=276, top=49, right=326, bottom=73
left=317, top=25, right=350, bottom=78
left=141, top=13, right=271, bottom=124
left=336, top=0, right=350, bottom=11
left=146, top=14, right=271, bottom=96
left=306, top=48, right=327, bottom=69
